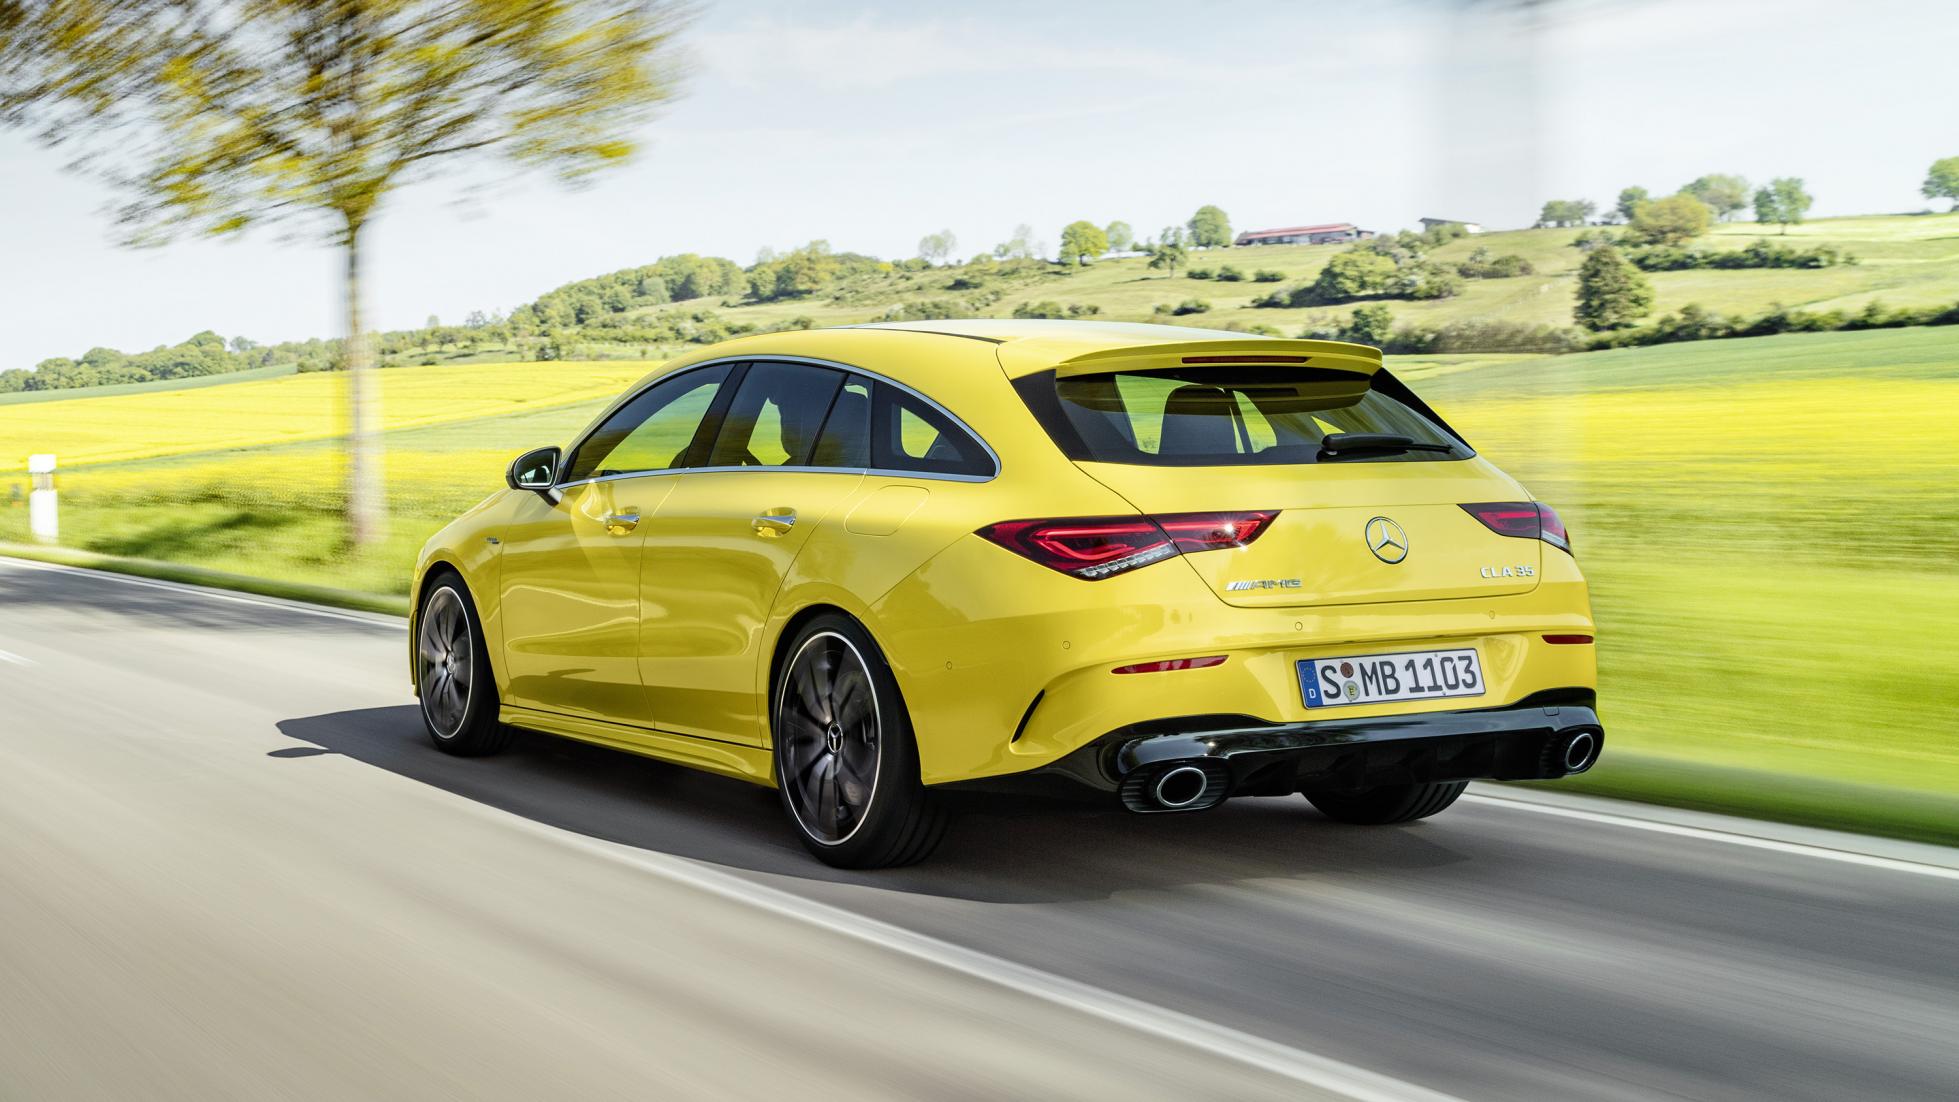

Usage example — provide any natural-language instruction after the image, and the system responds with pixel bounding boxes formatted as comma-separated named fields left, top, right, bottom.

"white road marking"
left=0, top=556, right=401, bottom=628
left=0, top=648, right=33, bottom=666
left=512, top=815, right=1467, bottom=1102
left=1465, top=793, right=1959, bottom=882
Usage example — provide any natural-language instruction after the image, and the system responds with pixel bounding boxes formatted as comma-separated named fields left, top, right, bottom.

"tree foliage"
left=1186, top=205, right=1232, bottom=248
left=993, top=223, right=1039, bottom=260
left=0, top=0, right=689, bottom=544
left=1574, top=245, right=1654, bottom=331
left=917, top=228, right=957, bottom=265
left=1103, top=220, right=1134, bottom=253
left=1537, top=199, right=1596, bottom=227
left=1680, top=174, right=1750, bottom=221
left=1058, top=220, right=1108, bottom=265
left=1146, top=239, right=1187, bottom=275
left=1625, top=194, right=1712, bottom=245
left=1753, top=177, right=1813, bottom=234
left=1614, top=187, right=1648, bottom=224
left=1923, top=156, right=1959, bottom=210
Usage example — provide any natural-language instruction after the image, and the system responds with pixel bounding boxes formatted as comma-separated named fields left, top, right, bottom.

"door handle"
left=752, top=510, right=797, bottom=536
left=603, top=511, right=640, bottom=535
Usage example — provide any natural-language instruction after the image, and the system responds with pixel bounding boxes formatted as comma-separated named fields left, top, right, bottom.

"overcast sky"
left=1, top=0, right=1949, bottom=370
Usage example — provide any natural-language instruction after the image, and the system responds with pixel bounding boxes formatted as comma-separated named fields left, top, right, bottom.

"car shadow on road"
left=275, top=706, right=1472, bottom=904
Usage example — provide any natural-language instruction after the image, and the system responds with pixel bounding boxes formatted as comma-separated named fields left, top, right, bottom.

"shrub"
left=1252, top=269, right=1284, bottom=282
left=1216, top=265, right=1245, bottom=282
left=1459, top=249, right=1535, bottom=278
left=887, top=298, right=969, bottom=321
left=1011, top=300, right=1068, bottom=319
left=946, top=274, right=985, bottom=290
left=1624, top=240, right=1851, bottom=271
left=1571, top=228, right=1618, bottom=250
left=1399, top=264, right=1464, bottom=300
left=1170, top=298, right=1212, bottom=316
left=1188, top=267, right=1216, bottom=280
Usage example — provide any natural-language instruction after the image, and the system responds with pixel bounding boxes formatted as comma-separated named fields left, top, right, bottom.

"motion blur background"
left=2, top=0, right=1955, bottom=842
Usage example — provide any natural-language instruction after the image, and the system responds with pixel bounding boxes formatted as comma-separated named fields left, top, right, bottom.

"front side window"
left=563, top=363, right=733, bottom=482
left=706, top=362, right=846, bottom=467
left=1020, top=365, right=1471, bottom=466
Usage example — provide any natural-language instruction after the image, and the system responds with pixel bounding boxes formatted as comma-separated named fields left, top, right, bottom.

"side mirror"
left=506, top=446, right=561, bottom=492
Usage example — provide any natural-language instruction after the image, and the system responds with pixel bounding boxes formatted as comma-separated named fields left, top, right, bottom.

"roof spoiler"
left=1009, top=338, right=1383, bottom=379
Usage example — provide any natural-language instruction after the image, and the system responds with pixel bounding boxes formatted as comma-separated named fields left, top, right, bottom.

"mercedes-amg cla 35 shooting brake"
left=412, top=320, right=1602, bottom=867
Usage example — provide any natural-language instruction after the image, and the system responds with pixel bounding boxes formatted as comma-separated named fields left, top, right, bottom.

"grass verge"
left=0, top=544, right=408, bottom=616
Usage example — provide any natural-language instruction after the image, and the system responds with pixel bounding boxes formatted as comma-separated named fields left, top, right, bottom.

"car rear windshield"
left=1014, top=365, right=1473, bottom=467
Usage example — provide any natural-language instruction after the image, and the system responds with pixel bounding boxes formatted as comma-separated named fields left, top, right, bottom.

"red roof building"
left=1234, top=223, right=1373, bottom=246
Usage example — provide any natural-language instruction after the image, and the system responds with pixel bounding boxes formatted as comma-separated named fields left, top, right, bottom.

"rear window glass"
left=1017, top=366, right=1471, bottom=466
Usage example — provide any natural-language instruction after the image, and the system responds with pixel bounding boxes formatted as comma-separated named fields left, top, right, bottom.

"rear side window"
left=707, top=362, right=845, bottom=467
left=1017, top=366, right=1472, bottom=466
left=872, top=384, right=993, bottom=477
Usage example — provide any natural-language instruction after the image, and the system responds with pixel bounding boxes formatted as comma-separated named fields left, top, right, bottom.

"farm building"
left=1233, top=222, right=1373, bottom=246
left=1419, top=217, right=1484, bottom=234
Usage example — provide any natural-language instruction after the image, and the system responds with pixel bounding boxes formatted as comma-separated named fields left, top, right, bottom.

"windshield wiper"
left=1318, top=432, right=1456, bottom=459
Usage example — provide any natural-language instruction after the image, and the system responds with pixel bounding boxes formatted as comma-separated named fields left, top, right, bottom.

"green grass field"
left=4, top=324, right=1955, bottom=838
left=671, top=211, right=1959, bottom=337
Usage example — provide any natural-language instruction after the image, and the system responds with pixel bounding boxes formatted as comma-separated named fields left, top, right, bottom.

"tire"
left=771, top=614, right=948, bottom=868
left=415, top=575, right=512, bottom=756
left=1303, top=780, right=1467, bottom=825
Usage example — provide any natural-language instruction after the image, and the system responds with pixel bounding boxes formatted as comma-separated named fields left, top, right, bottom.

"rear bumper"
left=937, top=689, right=1602, bottom=805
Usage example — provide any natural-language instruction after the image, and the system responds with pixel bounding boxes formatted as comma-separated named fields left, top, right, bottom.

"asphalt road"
left=2, top=557, right=1956, bottom=1102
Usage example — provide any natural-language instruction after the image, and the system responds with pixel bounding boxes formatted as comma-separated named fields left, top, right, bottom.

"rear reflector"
left=977, top=511, right=1277, bottom=580
left=1112, top=655, right=1228, bottom=674
left=1543, top=634, right=1594, bottom=645
left=1461, top=501, right=1573, bottom=554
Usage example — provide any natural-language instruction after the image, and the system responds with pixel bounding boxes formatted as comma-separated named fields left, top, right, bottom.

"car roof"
left=845, top=318, right=1264, bottom=346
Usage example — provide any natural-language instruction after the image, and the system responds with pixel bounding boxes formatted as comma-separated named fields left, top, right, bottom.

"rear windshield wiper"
left=1318, top=432, right=1457, bottom=459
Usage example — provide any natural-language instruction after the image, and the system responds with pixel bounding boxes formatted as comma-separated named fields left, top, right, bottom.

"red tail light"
left=1112, top=655, right=1228, bottom=674
left=1461, top=502, right=1572, bottom=554
left=977, top=511, right=1277, bottom=580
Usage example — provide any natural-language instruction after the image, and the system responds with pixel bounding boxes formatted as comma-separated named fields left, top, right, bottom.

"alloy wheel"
left=777, top=631, right=881, bottom=845
left=418, top=587, right=473, bottom=738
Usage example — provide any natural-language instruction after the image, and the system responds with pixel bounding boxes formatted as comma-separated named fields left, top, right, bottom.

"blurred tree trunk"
left=343, top=224, right=384, bottom=545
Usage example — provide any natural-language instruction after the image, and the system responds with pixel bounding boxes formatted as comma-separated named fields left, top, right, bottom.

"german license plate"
left=1300, top=648, right=1485, bottom=708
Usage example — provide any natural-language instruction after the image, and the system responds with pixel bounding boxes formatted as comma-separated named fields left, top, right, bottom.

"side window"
left=810, top=378, right=871, bottom=468
left=706, top=362, right=846, bottom=467
left=871, top=383, right=993, bottom=477
left=563, top=363, right=732, bottom=482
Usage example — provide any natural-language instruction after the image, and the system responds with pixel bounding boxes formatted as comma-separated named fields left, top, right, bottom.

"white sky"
left=0, top=0, right=1950, bottom=370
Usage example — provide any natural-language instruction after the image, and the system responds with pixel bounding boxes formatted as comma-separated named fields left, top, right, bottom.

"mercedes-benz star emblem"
left=1365, top=516, right=1408, bottom=564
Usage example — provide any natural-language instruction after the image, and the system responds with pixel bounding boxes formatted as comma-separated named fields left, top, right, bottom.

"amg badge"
left=1225, top=578, right=1303, bottom=592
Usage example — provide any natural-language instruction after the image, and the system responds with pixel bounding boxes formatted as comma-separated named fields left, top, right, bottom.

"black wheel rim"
left=777, top=632, right=880, bottom=845
left=418, top=587, right=472, bottom=738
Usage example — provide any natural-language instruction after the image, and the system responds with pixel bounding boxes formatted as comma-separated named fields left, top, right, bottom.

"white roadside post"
left=28, top=453, right=57, bottom=544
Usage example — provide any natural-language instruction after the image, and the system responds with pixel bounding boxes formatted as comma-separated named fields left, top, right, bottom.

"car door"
left=497, top=362, right=735, bottom=724
left=637, top=362, right=865, bottom=744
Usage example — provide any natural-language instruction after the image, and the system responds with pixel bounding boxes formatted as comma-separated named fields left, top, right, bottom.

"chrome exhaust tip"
left=1119, top=760, right=1230, bottom=813
left=1540, top=728, right=1602, bottom=777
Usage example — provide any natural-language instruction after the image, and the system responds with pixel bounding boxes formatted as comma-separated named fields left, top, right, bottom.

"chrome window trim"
left=553, top=353, right=1002, bottom=489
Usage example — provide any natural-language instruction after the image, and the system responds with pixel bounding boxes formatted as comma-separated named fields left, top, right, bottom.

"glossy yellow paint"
left=412, top=320, right=1596, bottom=789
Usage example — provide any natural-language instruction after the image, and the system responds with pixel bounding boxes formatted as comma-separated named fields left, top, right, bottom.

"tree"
left=1345, top=304, right=1394, bottom=347
left=917, top=228, right=957, bottom=265
left=1681, top=174, right=1750, bottom=221
left=1058, top=220, right=1109, bottom=265
left=1626, top=194, right=1712, bottom=245
left=1615, top=187, right=1649, bottom=224
left=994, top=223, right=1039, bottom=260
left=1147, top=240, right=1187, bottom=276
left=1104, top=220, right=1134, bottom=253
left=0, top=0, right=687, bottom=545
left=1923, top=157, right=1959, bottom=210
left=1187, top=205, right=1232, bottom=248
left=1574, top=245, right=1654, bottom=330
left=1308, top=251, right=1398, bottom=303
left=1754, top=177, right=1813, bottom=234
left=1537, top=199, right=1596, bottom=227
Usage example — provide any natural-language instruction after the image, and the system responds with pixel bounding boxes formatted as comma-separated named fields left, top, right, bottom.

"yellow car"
left=412, top=320, right=1600, bottom=867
